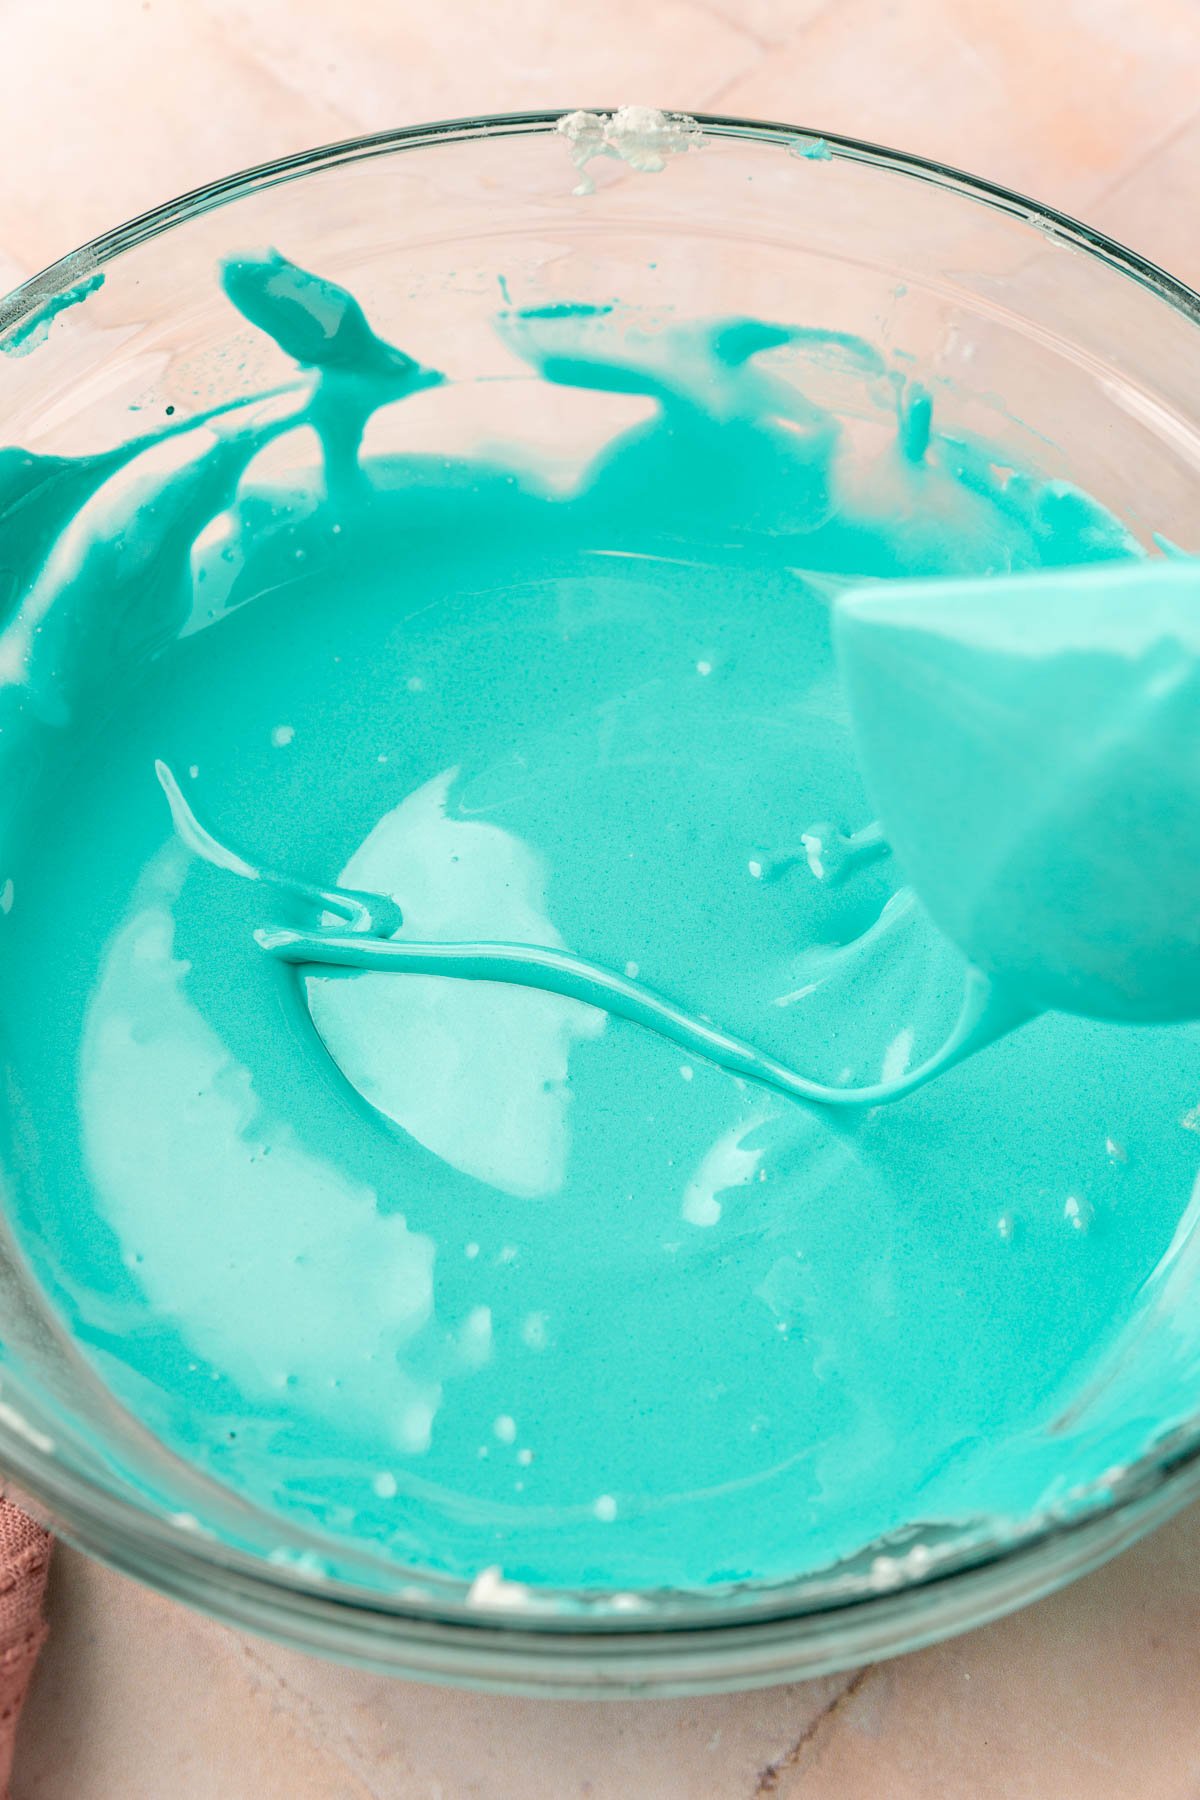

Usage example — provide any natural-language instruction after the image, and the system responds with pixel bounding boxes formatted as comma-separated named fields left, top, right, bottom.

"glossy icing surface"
left=0, top=255, right=1196, bottom=1594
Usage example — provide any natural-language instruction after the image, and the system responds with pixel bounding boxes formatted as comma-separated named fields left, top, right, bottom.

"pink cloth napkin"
left=0, top=1500, right=50, bottom=1796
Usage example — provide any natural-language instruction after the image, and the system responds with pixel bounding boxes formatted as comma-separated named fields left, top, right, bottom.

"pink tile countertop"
left=3, top=0, right=1200, bottom=1792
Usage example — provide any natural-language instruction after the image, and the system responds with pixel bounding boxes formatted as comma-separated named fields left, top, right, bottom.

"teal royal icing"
left=0, top=251, right=1196, bottom=1596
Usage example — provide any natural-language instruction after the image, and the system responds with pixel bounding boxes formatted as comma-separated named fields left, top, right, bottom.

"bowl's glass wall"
left=2, top=118, right=1200, bottom=1687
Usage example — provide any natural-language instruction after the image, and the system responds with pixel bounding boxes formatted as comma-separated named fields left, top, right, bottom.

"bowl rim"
left=4, top=107, right=1200, bottom=333
left=3, top=107, right=1200, bottom=1690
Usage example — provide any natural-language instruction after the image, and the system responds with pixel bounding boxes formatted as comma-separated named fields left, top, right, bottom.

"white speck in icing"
left=493, top=1413, right=517, bottom=1444
left=801, top=832, right=826, bottom=879
left=270, top=724, right=295, bottom=747
left=266, top=1547, right=332, bottom=1579
left=466, top=1565, right=532, bottom=1610
left=372, top=1471, right=398, bottom=1499
left=594, top=1494, right=618, bottom=1522
left=0, top=879, right=13, bottom=915
left=870, top=1554, right=902, bottom=1590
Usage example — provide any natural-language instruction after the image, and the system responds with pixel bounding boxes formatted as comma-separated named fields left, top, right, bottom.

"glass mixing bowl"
left=2, top=111, right=1200, bottom=1696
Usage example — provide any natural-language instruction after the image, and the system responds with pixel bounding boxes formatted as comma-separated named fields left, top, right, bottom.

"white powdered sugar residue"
left=555, top=107, right=704, bottom=195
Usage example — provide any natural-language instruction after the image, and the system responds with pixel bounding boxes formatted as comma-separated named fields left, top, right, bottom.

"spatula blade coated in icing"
left=835, top=558, right=1200, bottom=1023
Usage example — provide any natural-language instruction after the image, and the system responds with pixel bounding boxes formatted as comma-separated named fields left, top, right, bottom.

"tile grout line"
left=691, top=0, right=843, bottom=61
left=1088, top=94, right=1200, bottom=214
left=227, top=1634, right=384, bottom=1800
left=696, top=0, right=850, bottom=115
left=752, top=1666, right=871, bottom=1794
left=191, top=0, right=360, bottom=140
left=681, top=0, right=776, bottom=56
